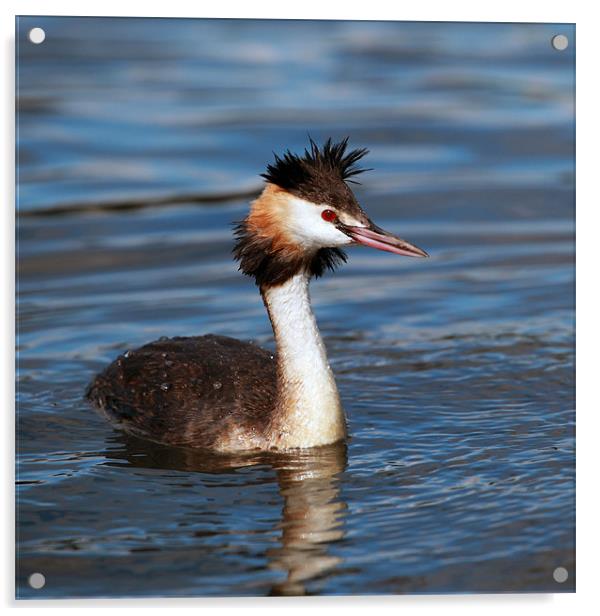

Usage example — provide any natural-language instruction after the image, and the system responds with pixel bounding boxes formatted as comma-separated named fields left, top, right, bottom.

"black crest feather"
left=261, top=136, right=369, bottom=191
left=258, top=137, right=369, bottom=215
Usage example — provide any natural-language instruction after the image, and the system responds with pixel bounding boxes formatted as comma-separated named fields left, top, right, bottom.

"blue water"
left=16, top=17, right=575, bottom=597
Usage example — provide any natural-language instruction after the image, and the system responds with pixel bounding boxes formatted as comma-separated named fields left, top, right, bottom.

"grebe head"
left=234, top=137, right=428, bottom=287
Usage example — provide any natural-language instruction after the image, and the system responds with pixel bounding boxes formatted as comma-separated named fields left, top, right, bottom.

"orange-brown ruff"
left=246, top=184, right=307, bottom=260
left=86, top=137, right=428, bottom=452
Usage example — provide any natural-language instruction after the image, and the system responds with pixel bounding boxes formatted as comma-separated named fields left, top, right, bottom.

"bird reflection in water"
left=103, top=434, right=348, bottom=595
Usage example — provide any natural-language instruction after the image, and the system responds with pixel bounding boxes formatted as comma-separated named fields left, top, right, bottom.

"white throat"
left=262, top=271, right=346, bottom=449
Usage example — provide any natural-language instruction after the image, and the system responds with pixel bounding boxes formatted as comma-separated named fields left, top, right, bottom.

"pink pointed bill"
left=345, top=224, right=428, bottom=258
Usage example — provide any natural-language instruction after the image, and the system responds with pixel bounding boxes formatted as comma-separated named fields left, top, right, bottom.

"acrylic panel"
left=16, top=17, right=575, bottom=598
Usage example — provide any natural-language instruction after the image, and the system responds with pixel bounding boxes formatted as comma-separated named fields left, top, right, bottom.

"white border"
left=3, top=1, right=596, bottom=614
left=0, top=0, right=582, bottom=22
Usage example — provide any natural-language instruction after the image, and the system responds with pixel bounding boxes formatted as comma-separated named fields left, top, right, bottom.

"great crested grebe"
left=86, top=138, right=428, bottom=452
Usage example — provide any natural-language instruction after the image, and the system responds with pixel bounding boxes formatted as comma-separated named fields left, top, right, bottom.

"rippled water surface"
left=16, top=17, right=575, bottom=597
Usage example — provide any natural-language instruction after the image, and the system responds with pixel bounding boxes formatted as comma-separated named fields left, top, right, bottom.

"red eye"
left=321, top=209, right=337, bottom=222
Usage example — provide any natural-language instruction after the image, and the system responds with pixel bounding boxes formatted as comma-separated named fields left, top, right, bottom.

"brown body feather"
left=86, top=335, right=278, bottom=451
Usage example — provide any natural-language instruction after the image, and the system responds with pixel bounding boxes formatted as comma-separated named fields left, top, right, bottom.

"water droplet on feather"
left=160, top=383, right=171, bottom=391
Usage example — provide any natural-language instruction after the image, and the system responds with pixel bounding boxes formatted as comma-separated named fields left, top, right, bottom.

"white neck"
left=262, top=271, right=346, bottom=449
